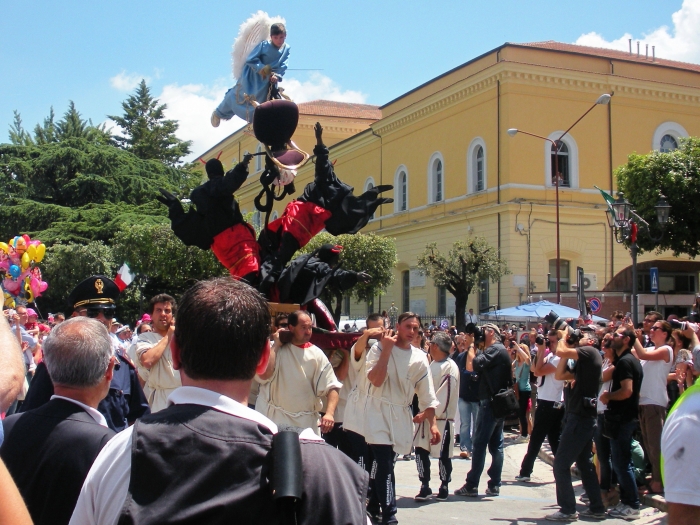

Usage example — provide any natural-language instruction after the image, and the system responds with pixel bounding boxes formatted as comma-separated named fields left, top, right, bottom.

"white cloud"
left=110, top=70, right=151, bottom=92
left=283, top=72, right=367, bottom=103
left=575, top=0, right=700, bottom=64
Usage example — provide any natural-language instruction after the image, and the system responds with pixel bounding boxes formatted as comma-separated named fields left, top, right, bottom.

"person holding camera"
left=632, top=319, right=674, bottom=495
left=544, top=325, right=605, bottom=521
left=455, top=332, right=479, bottom=459
left=454, top=323, right=511, bottom=498
left=515, top=332, right=565, bottom=483
left=513, top=343, right=532, bottom=443
left=599, top=327, right=643, bottom=521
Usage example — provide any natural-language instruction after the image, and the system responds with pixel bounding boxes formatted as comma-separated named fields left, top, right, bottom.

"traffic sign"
left=650, top=267, right=659, bottom=293
left=589, top=297, right=601, bottom=314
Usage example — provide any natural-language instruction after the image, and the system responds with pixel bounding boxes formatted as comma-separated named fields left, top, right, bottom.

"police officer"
left=20, top=276, right=150, bottom=432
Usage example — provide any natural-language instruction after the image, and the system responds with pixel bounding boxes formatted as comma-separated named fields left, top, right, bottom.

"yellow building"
left=199, top=41, right=700, bottom=323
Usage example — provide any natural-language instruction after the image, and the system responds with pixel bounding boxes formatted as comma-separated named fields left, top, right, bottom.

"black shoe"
left=414, top=486, right=433, bottom=501
left=454, top=484, right=478, bottom=497
left=485, top=486, right=500, bottom=497
left=436, top=486, right=449, bottom=501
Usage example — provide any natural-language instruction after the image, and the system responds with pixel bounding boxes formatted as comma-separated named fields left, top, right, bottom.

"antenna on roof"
left=629, top=39, right=632, bottom=54
left=652, top=46, right=656, bottom=62
left=637, top=41, right=640, bottom=58
left=646, top=44, right=649, bottom=60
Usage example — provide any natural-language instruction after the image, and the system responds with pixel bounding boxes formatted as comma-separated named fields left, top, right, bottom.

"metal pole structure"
left=554, top=146, right=561, bottom=304
left=631, top=241, right=638, bottom=324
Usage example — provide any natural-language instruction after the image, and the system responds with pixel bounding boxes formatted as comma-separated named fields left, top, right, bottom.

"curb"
left=536, top=449, right=667, bottom=513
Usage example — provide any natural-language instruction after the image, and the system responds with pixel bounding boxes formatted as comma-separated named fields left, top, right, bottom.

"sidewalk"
left=536, top=437, right=668, bottom=513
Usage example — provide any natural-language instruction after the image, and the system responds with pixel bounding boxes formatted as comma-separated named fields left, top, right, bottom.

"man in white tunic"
left=363, top=312, right=440, bottom=525
left=133, top=294, right=181, bottom=412
left=256, top=310, right=342, bottom=435
left=414, top=331, right=460, bottom=502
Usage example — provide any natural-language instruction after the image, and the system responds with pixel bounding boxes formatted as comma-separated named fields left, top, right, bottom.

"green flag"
left=594, top=186, right=616, bottom=207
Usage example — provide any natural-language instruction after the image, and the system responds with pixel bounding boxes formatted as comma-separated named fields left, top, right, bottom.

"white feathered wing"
left=231, top=10, right=286, bottom=80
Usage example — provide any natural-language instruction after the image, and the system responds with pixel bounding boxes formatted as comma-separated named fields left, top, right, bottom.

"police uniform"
left=20, top=276, right=150, bottom=432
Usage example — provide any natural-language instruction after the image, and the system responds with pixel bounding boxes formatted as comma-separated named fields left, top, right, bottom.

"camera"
left=670, top=319, right=688, bottom=330
left=583, top=397, right=598, bottom=408
left=465, top=322, right=485, bottom=344
left=543, top=310, right=583, bottom=346
left=534, top=334, right=545, bottom=345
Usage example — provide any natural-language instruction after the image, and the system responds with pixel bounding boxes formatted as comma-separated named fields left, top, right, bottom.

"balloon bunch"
left=0, top=235, right=48, bottom=308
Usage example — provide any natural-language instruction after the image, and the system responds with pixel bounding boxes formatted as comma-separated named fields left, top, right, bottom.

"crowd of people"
left=1, top=277, right=699, bottom=524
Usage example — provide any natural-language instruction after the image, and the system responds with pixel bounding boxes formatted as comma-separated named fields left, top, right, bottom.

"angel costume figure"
left=212, top=12, right=289, bottom=126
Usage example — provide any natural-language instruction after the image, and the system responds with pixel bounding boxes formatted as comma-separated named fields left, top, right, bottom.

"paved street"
left=391, top=431, right=666, bottom=525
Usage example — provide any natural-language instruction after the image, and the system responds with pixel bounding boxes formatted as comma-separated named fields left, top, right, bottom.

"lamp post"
left=508, top=93, right=612, bottom=304
left=607, top=192, right=670, bottom=324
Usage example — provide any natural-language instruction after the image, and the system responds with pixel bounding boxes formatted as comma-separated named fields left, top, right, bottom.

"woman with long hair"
left=513, top=342, right=532, bottom=443
left=633, top=319, right=674, bottom=495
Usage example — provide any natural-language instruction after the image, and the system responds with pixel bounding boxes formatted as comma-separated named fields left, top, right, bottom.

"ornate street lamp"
left=507, top=93, right=612, bottom=303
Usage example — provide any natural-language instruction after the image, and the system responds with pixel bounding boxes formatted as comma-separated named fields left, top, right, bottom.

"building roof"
left=512, top=40, right=700, bottom=74
left=297, top=100, right=381, bottom=120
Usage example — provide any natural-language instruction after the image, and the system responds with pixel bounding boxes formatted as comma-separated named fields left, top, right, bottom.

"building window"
left=255, top=145, right=263, bottom=171
left=395, top=166, right=408, bottom=212
left=437, top=286, right=447, bottom=316
left=428, top=153, right=445, bottom=203
left=467, top=138, right=487, bottom=194
left=545, top=133, right=578, bottom=189
left=660, top=134, right=678, bottom=153
left=551, top=141, right=569, bottom=187
left=271, top=211, right=278, bottom=221
left=653, top=121, right=688, bottom=152
left=402, top=270, right=410, bottom=313
left=343, top=295, right=350, bottom=316
left=252, top=211, right=261, bottom=230
left=479, top=280, right=489, bottom=313
left=548, top=259, right=570, bottom=292
left=366, top=298, right=375, bottom=316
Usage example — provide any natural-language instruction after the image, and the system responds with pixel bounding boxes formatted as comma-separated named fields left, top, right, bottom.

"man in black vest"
left=70, top=277, right=368, bottom=525
left=544, top=330, right=605, bottom=521
left=1, top=317, right=116, bottom=525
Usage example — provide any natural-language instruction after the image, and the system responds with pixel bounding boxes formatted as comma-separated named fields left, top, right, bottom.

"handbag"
left=491, top=387, right=519, bottom=419
left=602, top=411, right=622, bottom=439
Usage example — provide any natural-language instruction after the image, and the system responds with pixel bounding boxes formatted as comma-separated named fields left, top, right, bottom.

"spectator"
left=455, top=332, right=479, bottom=459
left=256, top=311, right=342, bottom=435
left=1, top=317, right=116, bottom=525
left=545, top=328, right=605, bottom=521
left=455, top=323, right=511, bottom=498
left=132, top=294, right=181, bottom=412
left=0, top=311, right=25, bottom=428
left=600, top=327, right=644, bottom=520
left=594, top=333, right=619, bottom=508
left=632, top=319, right=673, bottom=495
left=70, top=277, right=368, bottom=525
left=513, top=342, right=532, bottom=442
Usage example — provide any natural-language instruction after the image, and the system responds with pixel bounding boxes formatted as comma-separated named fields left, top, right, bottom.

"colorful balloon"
left=35, top=243, right=46, bottom=263
left=27, top=244, right=36, bottom=261
left=9, top=265, right=20, bottom=278
left=21, top=252, right=30, bottom=270
left=0, top=242, right=7, bottom=253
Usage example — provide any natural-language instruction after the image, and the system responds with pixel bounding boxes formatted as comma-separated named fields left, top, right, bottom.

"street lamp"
left=607, top=192, right=671, bottom=324
left=507, top=93, right=612, bottom=304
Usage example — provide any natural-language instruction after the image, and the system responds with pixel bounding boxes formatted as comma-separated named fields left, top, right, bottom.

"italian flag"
left=114, top=263, right=134, bottom=292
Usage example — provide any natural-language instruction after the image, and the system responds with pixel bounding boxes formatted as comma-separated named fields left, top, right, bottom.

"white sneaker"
left=515, top=435, right=530, bottom=443
left=608, top=504, right=639, bottom=521
left=210, top=111, right=221, bottom=128
left=545, top=510, right=579, bottom=521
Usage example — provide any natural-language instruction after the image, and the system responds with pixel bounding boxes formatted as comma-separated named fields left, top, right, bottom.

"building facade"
left=199, top=41, right=700, bottom=323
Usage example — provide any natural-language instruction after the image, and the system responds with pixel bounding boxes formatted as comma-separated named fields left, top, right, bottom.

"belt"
left=538, top=399, right=564, bottom=408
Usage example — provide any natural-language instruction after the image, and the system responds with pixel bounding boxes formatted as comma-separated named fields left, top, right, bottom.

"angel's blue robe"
left=215, top=40, right=290, bottom=122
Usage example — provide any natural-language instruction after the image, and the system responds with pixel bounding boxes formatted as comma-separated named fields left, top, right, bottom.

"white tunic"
left=342, top=339, right=375, bottom=436
left=414, top=357, right=459, bottom=457
left=360, top=342, right=438, bottom=455
left=133, top=332, right=181, bottom=413
left=256, top=342, right=342, bottom=436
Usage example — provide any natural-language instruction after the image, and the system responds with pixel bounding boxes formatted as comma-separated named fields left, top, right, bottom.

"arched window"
left=427, top=153, right=445, bottom=203
left=478, top=280, right=489, bottom=313
left=364, top=178, right=376, bottom=220
left=255, top=145, right=263, bottom=171
left=271, top=211, right=278, bottom=222
left=252, top=211, right=261, bottom=230
left=394, top=166, right=409, bottom=212
left=551, top=141, right=569, bottom=187
left=437, top=286, right=447, bottom=317
left=467, top=138, right=487, bottom=194
left=544, top=133, right=578, bottom=189
left=653, top=122, right=688, bottom=152
left=548, top=259, right=571, bottom=292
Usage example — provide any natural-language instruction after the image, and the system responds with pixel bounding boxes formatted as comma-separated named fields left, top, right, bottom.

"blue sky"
left=2, top=0, right=698, bottom=159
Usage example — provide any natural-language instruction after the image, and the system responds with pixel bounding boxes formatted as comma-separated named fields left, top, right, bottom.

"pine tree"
left=33, top=107, right=57, bottom=144
left=8, top=110, right=34, bottom=146
left=108, top=80, right=192, bottom=166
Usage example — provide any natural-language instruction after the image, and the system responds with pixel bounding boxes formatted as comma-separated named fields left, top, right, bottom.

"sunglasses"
left=84, top=306, right=116, bottom=318
left=277, top=323, right=289, bottom=328
left=650, top=326, right=662, bottom=331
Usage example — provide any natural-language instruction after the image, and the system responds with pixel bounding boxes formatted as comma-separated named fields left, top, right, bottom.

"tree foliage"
left=108, top=80, right=192, bottom=166
left=616, top=137, right=700, bottom=257
left=299, top=232, right=397, bottom=321
left=418, top=237, right=509, bottom=332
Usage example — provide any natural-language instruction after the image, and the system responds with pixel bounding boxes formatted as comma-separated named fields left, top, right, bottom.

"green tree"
left=616, top=137, right=700, bottom=257
left=8, top=111, right=33, bottom=146
left=108, top=80, right=192, bottom=166
left=418, top=237, right=509, bottom=332
left=300, top=232, right=397, bottom=323
left=37, top=241, right=116, bottom=315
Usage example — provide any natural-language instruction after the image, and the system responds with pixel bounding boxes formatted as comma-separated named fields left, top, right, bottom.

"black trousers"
left=322, top=422, right=354, bottom=458
left=517, top=390, right=532, bottom=437
left=519, top=400, right=565, bottom=477
left=369, top=444, right=398, bottom=524
left=416, top=423, right=452, bottom=486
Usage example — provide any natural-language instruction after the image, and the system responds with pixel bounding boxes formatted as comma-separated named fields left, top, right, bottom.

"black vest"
left=118, top=404, right=368, bottom=525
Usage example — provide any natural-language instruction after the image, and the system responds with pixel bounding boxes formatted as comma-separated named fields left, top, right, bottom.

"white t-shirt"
left=639, top=346, right=674, bottom=407
left=597, top=359, right=614, bottom=414
left=661, top=386, right=700, bottom=507
left=536, top=354, right=564, bottom=403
